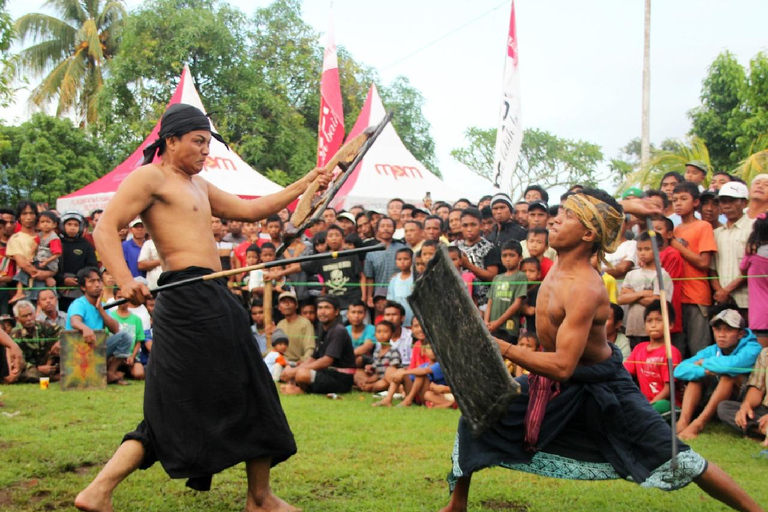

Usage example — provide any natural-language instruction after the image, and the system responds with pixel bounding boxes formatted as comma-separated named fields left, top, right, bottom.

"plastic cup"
left=39, top=377, right=50, bottom=390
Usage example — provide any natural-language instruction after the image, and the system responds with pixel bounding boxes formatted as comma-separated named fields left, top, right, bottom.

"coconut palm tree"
left=732, top=134, right=768, bottom=183
left=14, top=0, right=126, bottom=125
left=618, top=136, right=712, bottom=192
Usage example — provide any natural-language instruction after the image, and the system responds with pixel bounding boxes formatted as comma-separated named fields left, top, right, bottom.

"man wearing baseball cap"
left=337, top=212, right=357, bottom=236
left=684, top=161, right=709, bottom=191
left=123, top=218, right=147, bottom=278
left=711, top=181, right=753, bottom=316
left=487, top=193, right=527, bottom=249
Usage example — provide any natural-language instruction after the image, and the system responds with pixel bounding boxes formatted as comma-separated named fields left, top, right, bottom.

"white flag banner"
left=492, top=1, right=523, bottom=191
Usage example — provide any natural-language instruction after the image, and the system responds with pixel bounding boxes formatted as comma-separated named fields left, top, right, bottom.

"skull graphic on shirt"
left=328, top=269, right=349, bottom=295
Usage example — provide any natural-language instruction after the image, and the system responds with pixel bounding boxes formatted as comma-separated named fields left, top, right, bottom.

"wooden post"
left=264, top=279, right=274, bottom=348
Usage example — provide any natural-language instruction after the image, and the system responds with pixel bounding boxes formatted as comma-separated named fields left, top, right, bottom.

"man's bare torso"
left=536, top=259, right=613, bottom=366
left=137, top=164, right=222, bottom=272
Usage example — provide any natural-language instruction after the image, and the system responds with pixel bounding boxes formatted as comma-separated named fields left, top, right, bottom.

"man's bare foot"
left=75, top=483, right=114, bottom=512
left=246, top=491, right=301, bottom=512
left=372, top=399, right=391, bottom=407
left=678, top=422, right=704, bottom=441
left=396, top=399, right=412, bottom=408
left=280, top=384, right=304, bottom=395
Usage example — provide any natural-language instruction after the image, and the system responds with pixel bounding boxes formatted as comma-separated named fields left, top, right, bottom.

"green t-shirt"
left=488, top=271, right=528, bottom=336
left=110, top=311, right=146, bottom=351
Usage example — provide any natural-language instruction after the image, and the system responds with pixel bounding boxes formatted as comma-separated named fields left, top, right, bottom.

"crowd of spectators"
left=2, top=167, right=768, bottom=434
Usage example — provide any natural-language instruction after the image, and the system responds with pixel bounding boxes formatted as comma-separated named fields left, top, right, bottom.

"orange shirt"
left=673, top=219, right=717, bottom=306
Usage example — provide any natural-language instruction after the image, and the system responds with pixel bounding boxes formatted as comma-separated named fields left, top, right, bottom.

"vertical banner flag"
left=492, top=1, right=523, bottom=190
left=317, top=13, right=345, bottom=167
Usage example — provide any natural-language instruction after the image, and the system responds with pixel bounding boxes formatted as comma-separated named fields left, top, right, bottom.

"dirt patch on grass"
left=481, top=499, right=529, bottom=511
left=0, top=478, right=40, bottom=507
left=59, top=461, right=97, bottom=475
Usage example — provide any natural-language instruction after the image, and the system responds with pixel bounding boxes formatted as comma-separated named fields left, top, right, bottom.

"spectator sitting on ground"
left=249, top=300, right=268, bottom=355
left=717, top=344, right=768, bottom=444
left=137, top=237, right=162, bottom=290
left=10, top=300, right=62, bottom=383
left=110, top=289, right=146, bottom=381
left=0, top=325, right=22, bottom=384
left=606, top=303, right=630, bottom=360
left=525, top=228, right=553, bottom=280
left=280, top=296, right=356, bottom=395
left=485, top=240, right=526, bottom=345
left=67, top=267, right=132, bottom=385
left=618, top=231, right=673, bottom=349
left=674, top=308, right=762, bottom=440
left=406, top=316, right=430, bottom=370
left=371, top=294, right=387, bottom=325
left=377, top=341, right=452, bottom=408
left=624, top=300, right=683, bottom=416
left=276, top=291, right=315, bottom=365
left=382, top=301, right=412, bottom=367
left=359, top=320, right=401, bottom=393
left=264, top=328, right=289, bottom=381
left=346, top=300, right=375, bottom=367
left=386, top=247, right=414, bottom=326
left=299, top=300, right=317, bottom=324
left=0, top=314, right=14, bottom=335
left=36, top=288, right=67, bottom=329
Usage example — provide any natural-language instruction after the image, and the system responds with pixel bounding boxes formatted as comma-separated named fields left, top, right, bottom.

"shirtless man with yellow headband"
left=440, top=188, right=763, bottom=512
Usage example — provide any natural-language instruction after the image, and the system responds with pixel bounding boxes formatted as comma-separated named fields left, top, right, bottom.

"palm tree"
left=618, top=136, right=712, bottom=192
left=14, top=0, right=126, bottom=125
left=732, top=134, right=768, bottom=183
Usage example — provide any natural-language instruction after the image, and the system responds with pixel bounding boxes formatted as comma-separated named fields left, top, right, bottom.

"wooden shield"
left=409, top=246, right=520, bottom=437
left=290, top=112, right=393, bottom=229
left=60, top=330, right=107, bottom=390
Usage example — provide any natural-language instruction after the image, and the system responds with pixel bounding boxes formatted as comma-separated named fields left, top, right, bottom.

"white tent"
left=57, top=65, right=283, bottom=214
left=331, top=84, right=461, bottom=211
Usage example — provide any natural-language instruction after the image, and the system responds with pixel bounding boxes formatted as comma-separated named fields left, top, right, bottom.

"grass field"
left=0, top=383, right=766, bottom=512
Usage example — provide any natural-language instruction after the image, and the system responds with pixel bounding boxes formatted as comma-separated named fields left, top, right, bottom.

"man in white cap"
left=337, top=212, right=357, bottom=236
left=711, top=182, right=753, bottom=316
left=747, top=174, right=768, bottom=220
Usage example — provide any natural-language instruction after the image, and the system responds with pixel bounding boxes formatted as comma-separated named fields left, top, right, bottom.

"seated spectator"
left=741, top=214, right=768, bottom=347
left=386, top=247, right=414, bottom=326
left=383, top=301, right=412, bottom=366
left=0, top=323, right=23, bottom=384
left=519, top=257, right=541, bottom=334
left=485, top=240, right=526, bottom=344
left=406, top=316, right=430, bottom=370
left=377, top=341, right=452, bottom=408
left=299, top=301, right=317, bottom=324
left=359, top=320, right=401, bottom=393
left=651, top=215, right=685, bottom=352
left=525, top=228, right=553, bottom=280
left=110, top=289, right=146, bottom=381
left=137, top=297, right=154, bottom=367
left=276, top=291, right=315, bottom=365
left=250, top=300, right=268, bottom=355
left=67, top=267, right=132, bottom=385
left=346, top=300, right=375, bottom=367
left=0, top=314, right=14, bottom=335
left=624, top=300, right=683, bottom=416
left=674, top=308, right=762, bottom=440
left=280, top=296, right=356, bottom=395
left=717, top=345, right=768, bottom=443
left=606, top=303, right=630, bottom=360
left=371, top=294, right=387, bottom=325
left=36, top=288, right=67, bottom=329
left=10, top=300, right=62, bottom=383
left=618, top=232, right=673, bottom=348
left=591, top=253, right=618, bottom=304
left=264, top=329, right=289, bottom=381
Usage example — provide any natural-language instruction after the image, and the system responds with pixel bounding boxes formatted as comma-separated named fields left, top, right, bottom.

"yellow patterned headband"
left=563, top=193, right=624, bottom=265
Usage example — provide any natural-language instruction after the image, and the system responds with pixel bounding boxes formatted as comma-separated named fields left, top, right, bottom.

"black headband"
left=142, top=103, right=229, bottom=165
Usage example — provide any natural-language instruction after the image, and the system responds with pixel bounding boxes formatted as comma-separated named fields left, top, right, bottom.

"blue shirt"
left=347, top=323, right=376, bottom=349
left=66, top=296, right=104, bottom=330
left=122, top=239, right=146, bottom=278
left=387, top=272, right=414, bottom=326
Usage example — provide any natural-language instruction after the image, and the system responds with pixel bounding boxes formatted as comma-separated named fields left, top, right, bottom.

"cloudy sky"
left=3, top=0, right=767, bottom=199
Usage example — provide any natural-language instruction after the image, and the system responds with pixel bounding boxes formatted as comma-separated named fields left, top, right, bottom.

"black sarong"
left=124, top=267, right=296, bottom=490
left=449, top=345, right=707, bottom=491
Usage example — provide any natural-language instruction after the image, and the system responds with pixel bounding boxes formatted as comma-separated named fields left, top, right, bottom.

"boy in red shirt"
left=652, top=215, right=685, bottom=351
left=525, top=228, right=553, bottom=279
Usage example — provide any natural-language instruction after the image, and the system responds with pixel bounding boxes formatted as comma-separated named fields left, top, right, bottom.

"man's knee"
left=295, top=368, right=313, bottom=384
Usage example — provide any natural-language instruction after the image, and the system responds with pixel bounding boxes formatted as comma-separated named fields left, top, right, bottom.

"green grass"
left=0, top=383, right=766, bottom=511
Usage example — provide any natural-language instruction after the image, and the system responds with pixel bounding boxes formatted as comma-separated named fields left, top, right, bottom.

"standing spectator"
left=122, top=219, right=147, bottom=278
left=453, top=208, right=501, bottom=309
left=83, top=209, right=102, bottom=251
left=0, top=208, right=16, bottom=315
left=741, top=214, right=768, bottom=347
left=337, top=212, right=357, bottom=236
left=652, top=216, right=685, bottom=352
left=746, top=174, right=768, bottom=220
left=322, top=207, right=338, bottom=227
left=519, top=257, right=541, bottom=334
left=591, top=253, right=618, bottom=304
left=56, top=211, right=98, bottom=312
left=10, top=300, right=61, bottom=383
left=521, top=202, right=556, bottom=260
left=606, top=303, right=630, bottom=359
left=35, top=288, right=67, bottom=329
left=671, top=182, right=718, bottom=356
left=484, top=240, right=527, bottom=344
left=699, top=190, right=721, bottom=230
left=523, top=185, right=548, bottom=204
left=684, top=161, right=708, bottom=191
left=423, top=215, right=448, bottom=244
left=487, top=193, right=527, bottom=249
left=711, top=182, right=753, bottom=316
left=602, top=227, right=637, bottom=281
left=387, top=198, right=404, bottom=237
left=403, top=220, right=424, bottom=253
left=6, top=201, right=39, bottom=301
left=660, top=171, right=684, bottom=224
left=9, top=210, right=61, bottom=303
left=356, top=213, right=376, bottom=244
left=234, top=221, right=261, bottom=267
left=709, top=171, right=731, bottom=191
left=480, top=206, right=494, bottom=238
left=514, top=201, right=529, bottom=229
left=280, top=237, right=313, bottom=303
left=434, top=202, right=451, bottom=222
left=363, top=217, right=404, bottom=306
left=276, top=291, right=315, bottom=365
left=447, top=208, right=463, bottom=242
left=138, top=238, right=163, bottom=289
left=222, top=220, right=247, bottom=244
left=386, top=248, right=414, bottom=327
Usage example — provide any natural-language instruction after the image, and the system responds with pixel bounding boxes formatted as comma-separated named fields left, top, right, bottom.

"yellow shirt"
left=602, top=272, right=618, bottom=304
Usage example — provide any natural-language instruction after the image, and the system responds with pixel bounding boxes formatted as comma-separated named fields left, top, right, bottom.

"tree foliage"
left=0, top=0, right=16, bottom=108
left=451, top=127, right=604, bottom=201
left=13, top=0, right=126, bottom=124
left=0, top=113, right=106, bottom=206
left=618, top=136, right=712, bottom=192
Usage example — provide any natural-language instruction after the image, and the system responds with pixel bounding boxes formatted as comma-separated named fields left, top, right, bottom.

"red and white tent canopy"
left=331, top=84, right=460, bottom=211
left=57, top=65, right=284, bottom=215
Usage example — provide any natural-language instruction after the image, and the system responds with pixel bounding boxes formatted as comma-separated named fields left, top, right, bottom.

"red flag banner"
left=317, top=15, right=345, bottom=167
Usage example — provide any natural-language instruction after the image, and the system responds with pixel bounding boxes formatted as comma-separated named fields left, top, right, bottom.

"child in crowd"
left=249, top=242, right=287, bottom=301
left=361, top=321, right=401, bottom=393
left=652, top=215, right=685, bottom=350
left=100, top=268, right=117, bottom=305
left=414, top=250, right=426, bottom=275
left=520, top=257, right=541, bottom=334
left=250, top=300, right=268, bottom=355
left=618, top=232, right=673, bottom=349
left=407, top=316, right=430, bottom=369
left=741, top=214, right=768, bottom=348
left=311, top=231, right=328, bottom=255
left=110, top=289, right=146, bottom=382
left=347, top=300, right=375, bottom=371
left=624, top=300, right=682, bottom=416
left=447, top=246, right=478, bottom=304
left=240, top=244, right=260, bottom=293
left=387, top=247, right=414, bottom=326
left=674, top=308, right=762, bottom=440
left=383, top=342, right=454, bottom=408
left=508, top=333, right=539, bottom=377
left=525, top=228, right=553, bottom=279
left=606, top=303, right=631, bottom=360
left=591, top=253, right=618, bottom=304
left=299, top=301, right=317, bottom=325
left=372, top=294, right=387, bottom=325
left=263, top=329, right=289, bottom=381
left=671, top=181, right=717, bottom=356
left=10, top=210, right=61, bottom=303
left=485, top=240, right=527, bottom=344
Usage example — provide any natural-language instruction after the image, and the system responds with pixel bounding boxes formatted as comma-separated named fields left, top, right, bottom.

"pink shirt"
left=741, top=251, right=768, bottom=330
